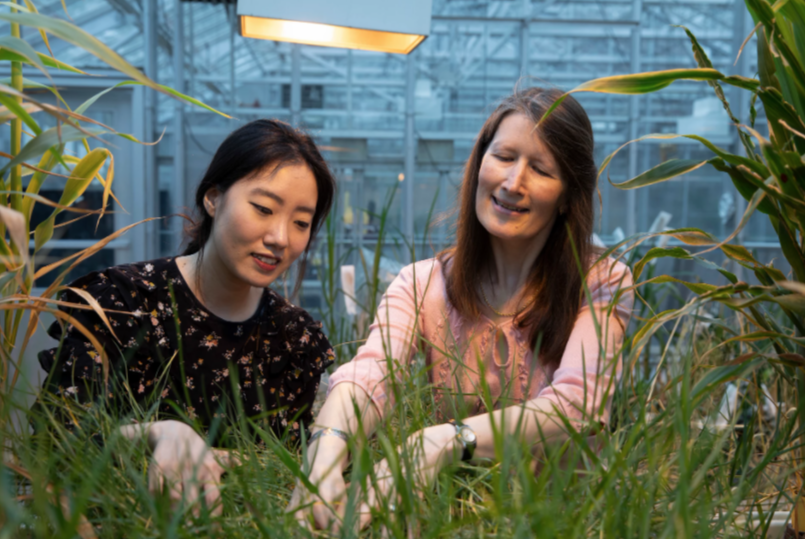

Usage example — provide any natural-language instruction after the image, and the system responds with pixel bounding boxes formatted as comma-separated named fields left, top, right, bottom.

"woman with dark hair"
left=289, top=88, right=634, bottom=528
left=38, top=119, right=336, bottom=511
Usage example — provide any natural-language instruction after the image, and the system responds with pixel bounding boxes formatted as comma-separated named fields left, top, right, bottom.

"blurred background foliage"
left=1, top=0, right=805, bottom=537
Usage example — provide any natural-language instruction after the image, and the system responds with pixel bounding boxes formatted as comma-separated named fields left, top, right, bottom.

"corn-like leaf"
left=0, top=100, right=37, bottom=124
left=540, top=68, right=759, bottom=126
left=770, top=215, right=805, bottom=282
left=0, top=49, right=86, bottom=74
left=599, top=132, right=768, bottom=187
left=0, top=303, right=109, bottom=385
left=0, top=11, right=156, bottom=90
left=746, top=0, right=776, bottom=26
left=675, top=24, right=753, bottom=155
left=0, top=190, right=103, bottom=220
left=0, top=11, right=228, bottom=118
left=98, top=152, right=114, bottom=228
left=696, top=182, right=767, bottom=258
left=36, top=218, right=158, bottom=287
left=633, top=247, right=692, bottom=281
left=610, top=158, right=710, bottom=190
left=19, top=0, right=57, bottom=60
left=709, top=159, right=778, bottom=216
left=0, top=92, right=39, bottom=135
left=0, top=35, right=48, bottom=78
left=720, top=244, right=760, bottom=265
left=719, top=291, right=805, bottom=315
left=576, top=68, right=725, bottom=94
left=691, top=355, right=764, bottom=406
left=20, top=151, right=58, bottom=221
left=0, top=204, right=29, bottom=273
left=64, top=286, right=119, bottom=343
left=58, top=148, right=110, bottom=207
left=0, top=124, right=104, bottom=178
left=636, top=275, right=718, bottom=296
left=702, top=331, right=805, bottom=362
left=758, top=87, right=805, bottom=152
left=756, top=23, right=782, bottom=94
left=34, top=148, right=109, bottom=252
left=667, top=228, right=718, bottom=246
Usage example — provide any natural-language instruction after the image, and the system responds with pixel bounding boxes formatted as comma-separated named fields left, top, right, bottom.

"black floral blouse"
left=38, top=257, right=335, bottom=443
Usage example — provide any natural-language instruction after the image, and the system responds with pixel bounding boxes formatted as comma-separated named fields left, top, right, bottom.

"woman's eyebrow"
left=251, top=187, right=315, bottom=214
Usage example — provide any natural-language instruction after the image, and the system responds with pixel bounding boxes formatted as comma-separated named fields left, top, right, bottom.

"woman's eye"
left=251, top=203, right=272, bottom=215
left=295, top=221, right=311, bottom=230
left=495, top=154, right=513, bottom=162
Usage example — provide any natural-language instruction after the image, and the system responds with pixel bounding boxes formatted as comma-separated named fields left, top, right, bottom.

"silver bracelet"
left=308, top=427, right=350, bottom=444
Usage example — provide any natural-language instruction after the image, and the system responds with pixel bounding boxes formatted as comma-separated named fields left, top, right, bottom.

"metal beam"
left=403, top=53, right=416, bottom=257
left=173, top=0, right=186, bottom=256
left=144, top=0, right=158, bottom=259
left=626, top=0, right=642, bottom=236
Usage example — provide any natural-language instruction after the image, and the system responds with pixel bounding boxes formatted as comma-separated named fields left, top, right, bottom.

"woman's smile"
left=252, top=253, right=280, bottom=273
left=491, top=195, right=529, bottom=215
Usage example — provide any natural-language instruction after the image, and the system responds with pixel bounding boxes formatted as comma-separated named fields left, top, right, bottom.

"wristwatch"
left=448, top=419, right=477, bottom=462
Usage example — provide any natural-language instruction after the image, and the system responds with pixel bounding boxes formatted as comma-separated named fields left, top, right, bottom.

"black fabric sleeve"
left=37, top=270, right=148, bottom=411
left=280, top=310, right=335, bottom=442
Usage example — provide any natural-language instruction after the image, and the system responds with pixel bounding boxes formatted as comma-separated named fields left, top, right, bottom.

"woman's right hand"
left=119, top=420, right=235, bottom=516
left=287, top=435, right=349, bottom=530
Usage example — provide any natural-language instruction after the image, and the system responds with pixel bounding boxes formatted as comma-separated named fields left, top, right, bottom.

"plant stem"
left=9, top=0, right=22, bottom=212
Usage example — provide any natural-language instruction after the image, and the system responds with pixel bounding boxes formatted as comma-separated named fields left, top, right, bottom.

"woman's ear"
left=203, top=188, right=220, bottom=218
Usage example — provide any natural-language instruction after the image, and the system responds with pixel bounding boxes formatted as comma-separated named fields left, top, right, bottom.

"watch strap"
left=308, top=427, right=349, bottom=444
left=448, top=419, right=475, bottom=462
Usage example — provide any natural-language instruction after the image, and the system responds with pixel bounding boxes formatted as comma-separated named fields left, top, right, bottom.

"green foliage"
left=0, top=2, right=225, bottom=413
left=2, top=0, right=803, bottom=537
left=555, top=0, right=805, bottom=530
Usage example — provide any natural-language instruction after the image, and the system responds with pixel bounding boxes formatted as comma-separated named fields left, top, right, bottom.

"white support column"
left=143, top=0, right=159, bottom=259
left=173, top=0, right=186, bottom=256
left=291, top=44, right=302, bottom=127
left=403, top=52, right=416, bottom=259
left=229, top=3, right=236, bottom=118
left=626, top=0, right=642, bottom=237
left=732, top=0, right=752, bottom=280
left=520, top=0, right=529, bottom=81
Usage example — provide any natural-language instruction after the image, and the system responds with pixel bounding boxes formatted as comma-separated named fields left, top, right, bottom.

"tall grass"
left=3, top=0, right=804, bottom=536
left=1, top=194, right=798, bottom=538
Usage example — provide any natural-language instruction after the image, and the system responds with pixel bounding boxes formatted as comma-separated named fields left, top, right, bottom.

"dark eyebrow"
left=251, top=187, right=315, bottom=214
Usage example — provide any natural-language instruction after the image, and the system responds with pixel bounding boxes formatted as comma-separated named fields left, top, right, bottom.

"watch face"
left=460, top=427, right=476, bottom=444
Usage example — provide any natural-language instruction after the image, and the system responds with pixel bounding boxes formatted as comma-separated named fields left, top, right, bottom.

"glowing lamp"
left=237, top=0, right=432, bottom=54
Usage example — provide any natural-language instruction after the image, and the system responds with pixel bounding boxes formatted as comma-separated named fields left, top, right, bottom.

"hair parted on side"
left=440, top=87, right=598, bottom=369
left=183, top=119, right=336, bottom=296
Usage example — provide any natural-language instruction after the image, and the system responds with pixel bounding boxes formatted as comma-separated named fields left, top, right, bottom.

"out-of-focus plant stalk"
left=10, top=0, right=22, bottom=212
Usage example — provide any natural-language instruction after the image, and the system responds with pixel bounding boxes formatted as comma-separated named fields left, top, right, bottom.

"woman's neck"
left=487, top=227, right=552, bottom=300
left=177, top=251, right=264, bottom=322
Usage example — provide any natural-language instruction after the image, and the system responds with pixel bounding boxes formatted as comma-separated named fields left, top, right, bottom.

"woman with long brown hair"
left=289, top=88, right=634, bottom=528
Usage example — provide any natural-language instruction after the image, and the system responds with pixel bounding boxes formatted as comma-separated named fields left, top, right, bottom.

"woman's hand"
left=359, top=423, right=458, bottom=529
left=119, top=420, right=235, bottom=516
left=287, top=435, right=350, bottom=531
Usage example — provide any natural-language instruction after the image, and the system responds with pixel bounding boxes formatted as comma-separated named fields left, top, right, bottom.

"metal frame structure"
left=3, top=0, right=779, bottom=310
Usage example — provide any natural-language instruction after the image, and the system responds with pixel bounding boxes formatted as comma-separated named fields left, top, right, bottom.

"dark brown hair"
left=183, top=119, right=336, bottom=295
left=441, top=87, right=597, bottom=369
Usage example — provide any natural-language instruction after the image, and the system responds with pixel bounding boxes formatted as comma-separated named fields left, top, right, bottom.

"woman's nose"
left=502, top=159, right=527, bottom=192
left=264, top=221, right=288, bottom=249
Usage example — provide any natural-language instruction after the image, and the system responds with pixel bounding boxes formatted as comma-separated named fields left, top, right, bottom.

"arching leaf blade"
left=611, top=158, right=710, bottom=190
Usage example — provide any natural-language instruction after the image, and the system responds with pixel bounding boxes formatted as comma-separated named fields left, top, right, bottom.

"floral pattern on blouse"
left=38, top=257, right=335, bottom=443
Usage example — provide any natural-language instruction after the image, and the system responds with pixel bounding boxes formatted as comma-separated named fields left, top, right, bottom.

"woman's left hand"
left=358, top=423, right=459, bottom=530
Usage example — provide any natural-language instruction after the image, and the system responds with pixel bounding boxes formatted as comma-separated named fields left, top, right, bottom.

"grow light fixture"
left=237, top=0, right=432, bottom=54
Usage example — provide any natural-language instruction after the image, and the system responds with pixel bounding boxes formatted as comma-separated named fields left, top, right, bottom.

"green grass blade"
left=0, top=92, right=40, bottom=135
left=0, top=124, right=103, bottom=179
left=610, top=158, right=710, bottom=190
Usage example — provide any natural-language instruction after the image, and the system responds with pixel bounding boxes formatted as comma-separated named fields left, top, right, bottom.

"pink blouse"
left=328, top=257, right=634, bottom=425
